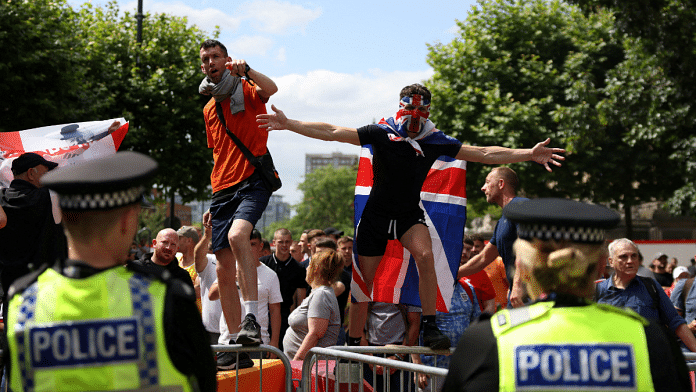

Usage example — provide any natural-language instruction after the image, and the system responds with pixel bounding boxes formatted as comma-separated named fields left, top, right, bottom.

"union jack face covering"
left=395, top=94, right=431, bottom=135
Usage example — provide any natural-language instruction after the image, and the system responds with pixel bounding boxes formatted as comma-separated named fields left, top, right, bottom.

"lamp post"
left=136, top=0, right=143, bottom=65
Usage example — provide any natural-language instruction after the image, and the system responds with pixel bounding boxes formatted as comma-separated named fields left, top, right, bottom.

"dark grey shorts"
left=210, top=173, right=271, bottom=252
left=355, top=205, right=427, bottom=257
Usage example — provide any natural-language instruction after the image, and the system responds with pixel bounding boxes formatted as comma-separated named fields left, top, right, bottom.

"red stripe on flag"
left=371, top=240, right=407, bottom=303
left=422, top=167, right=466, bottom=197
left=355, top=156, right=373, bottom=188
left=112, top=123, right=129, bottom=150
left=0, top=131, right=24, bottom=154
left=435, top=284, right=448, bottom=312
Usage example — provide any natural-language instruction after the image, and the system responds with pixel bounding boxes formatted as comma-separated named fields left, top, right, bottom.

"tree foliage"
left=0, top=0, right=87, bottom=130
left=1, top=0, right=215, bottom=203
left=263, top=165, right=357, bottom=240
left=567, top=0, right=696, bottom=215
left=426, top=0, right=687, bottom=235
left=74, top=2, right=214, bottom=202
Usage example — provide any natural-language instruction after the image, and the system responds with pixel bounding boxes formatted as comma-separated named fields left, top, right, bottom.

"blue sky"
left=68, top=0, right=477, bottom=205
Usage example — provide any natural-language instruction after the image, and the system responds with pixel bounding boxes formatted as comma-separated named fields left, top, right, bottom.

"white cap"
left=673, top=266, right=689, bottom=280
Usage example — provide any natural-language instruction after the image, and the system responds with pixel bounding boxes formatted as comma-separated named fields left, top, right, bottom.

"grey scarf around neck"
left=198, top=69, right=245, bottom=115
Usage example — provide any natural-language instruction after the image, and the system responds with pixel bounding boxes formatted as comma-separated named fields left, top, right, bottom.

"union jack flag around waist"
left=351, top=145, right=467, bottom=312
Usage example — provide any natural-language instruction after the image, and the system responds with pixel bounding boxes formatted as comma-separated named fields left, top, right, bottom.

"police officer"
left=5, top=152, right=216, bottom=392
left=443, top=198, right=690, bottom=392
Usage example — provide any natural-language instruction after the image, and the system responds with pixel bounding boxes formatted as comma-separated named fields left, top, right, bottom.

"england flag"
left=0, top=119, right=128, bottom=186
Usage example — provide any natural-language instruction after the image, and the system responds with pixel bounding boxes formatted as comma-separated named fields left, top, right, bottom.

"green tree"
left=264, top=165, right=357, bottom=240
left=1, top=1, right=215, bottom=204
left=74, top=2, right=214, bottom=203
left=0, top=0, right=87, bottom=131
left=426, top=0, right=686, bottom=236
left=567, top=0, right=696, bottom=215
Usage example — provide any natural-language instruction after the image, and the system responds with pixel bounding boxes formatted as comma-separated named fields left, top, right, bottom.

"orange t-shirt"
left=484, top=256, right=510, bottom=308
left=203, top=81, right=269, bottom=193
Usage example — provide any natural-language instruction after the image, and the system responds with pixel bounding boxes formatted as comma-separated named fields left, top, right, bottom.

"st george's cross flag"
left=351, top=145, right=468, bottom=312
left=0, top=119, right=128, bottom=186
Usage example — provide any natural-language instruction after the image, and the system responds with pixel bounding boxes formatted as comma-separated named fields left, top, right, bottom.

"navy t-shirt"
left=357, top=124, right=461, bottom=215
left=490, top=196, right=528, bottom=284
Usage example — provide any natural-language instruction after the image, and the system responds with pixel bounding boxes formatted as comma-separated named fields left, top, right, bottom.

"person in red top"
left=460, top=235, right=496, bottom=313
left=199, top=39, right=278, bottom=345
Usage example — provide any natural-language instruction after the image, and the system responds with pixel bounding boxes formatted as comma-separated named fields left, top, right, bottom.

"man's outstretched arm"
left=456, top=138, right=565, bottom=172
left=458, top=242, right=500, bottom=279
left=257, top=105, right=360, bottom=145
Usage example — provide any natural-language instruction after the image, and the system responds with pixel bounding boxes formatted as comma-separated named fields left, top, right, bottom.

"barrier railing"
left=212, top=344, right=293, bottom=392
left=299, top=345, right=451, bottom=392
left=684, top=352, right=696, bottom=371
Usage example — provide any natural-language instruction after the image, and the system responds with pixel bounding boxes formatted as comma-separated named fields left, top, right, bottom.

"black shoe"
left=217, top=350, right=254, bottom=371
left=422, top=323, right=451, bottom=350
left=236, top=313, right=262, bottom=346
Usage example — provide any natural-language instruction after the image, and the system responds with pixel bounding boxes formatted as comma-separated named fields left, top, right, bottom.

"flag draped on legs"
left=351, top=145, right=467, bottom=312
left=0, top=119, right=128, bottom=185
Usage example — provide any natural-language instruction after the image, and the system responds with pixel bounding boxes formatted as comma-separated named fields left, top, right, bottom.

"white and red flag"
left=0, top=119, right=128, bottom=186
left=351, top=145, right=468, bottom=312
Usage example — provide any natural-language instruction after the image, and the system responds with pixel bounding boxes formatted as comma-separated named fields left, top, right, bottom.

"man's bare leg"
left=400, top=224, right=450, bottom=349
left=228, top=219, right=258, bottom=303
left=222, top=219, right=261, bottom=345
left=347, top=255, right=381, bottom=346
left=215, top=247, right=242, bottom=335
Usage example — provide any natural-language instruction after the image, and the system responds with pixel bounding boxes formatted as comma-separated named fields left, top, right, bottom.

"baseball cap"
left=324, top=227, right=344, bottom=237
left=652, top=252, right=667, bottom=260
left=673, top=266, right=689, bottom=280
left=12, top=152, right=58, bottom=176
left=177, top=226, right=200, bottom=243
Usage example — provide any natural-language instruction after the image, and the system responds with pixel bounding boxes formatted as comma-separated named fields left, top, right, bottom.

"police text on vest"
left=515, top=343, right=636, bottom=389
left=29, top=319, right=140, bottom=368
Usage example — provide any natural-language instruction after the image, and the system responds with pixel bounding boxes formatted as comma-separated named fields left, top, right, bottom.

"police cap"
left=41, top=151, right=158, bottom=211
left=503, top=198, right=620, bottom=244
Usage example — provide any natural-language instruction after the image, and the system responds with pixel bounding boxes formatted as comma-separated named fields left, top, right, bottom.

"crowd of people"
left=0, top=37, right=693, bottom=392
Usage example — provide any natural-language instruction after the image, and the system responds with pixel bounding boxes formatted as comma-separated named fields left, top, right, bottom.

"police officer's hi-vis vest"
left=491, top=301, right=654, bottom=392
left=7, top=267, right=192, bottom=392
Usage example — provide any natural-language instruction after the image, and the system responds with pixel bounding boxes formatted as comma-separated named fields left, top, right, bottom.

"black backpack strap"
left=214, top=102, right=261, bottom=169
left=638, top=276, right=665, bottom=323
left=681, top=277, right=695, bottom=309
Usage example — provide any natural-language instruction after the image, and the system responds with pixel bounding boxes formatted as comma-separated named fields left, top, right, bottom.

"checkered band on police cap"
left=503, top=198, right=620, bottom=244
left=516, top=223, right=607, bottom=244
left=57, top=185, right=146, bottom=210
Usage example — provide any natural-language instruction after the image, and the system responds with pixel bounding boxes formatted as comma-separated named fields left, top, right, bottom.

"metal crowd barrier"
left=299, top=345, right=452, bottom=392
left=683, top=352, right=696, bottom=371
left=212, top=343, right=293, bottom=392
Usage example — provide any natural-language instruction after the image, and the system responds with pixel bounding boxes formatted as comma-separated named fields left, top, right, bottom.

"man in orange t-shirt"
left=199, top=39, right=278, bottom=346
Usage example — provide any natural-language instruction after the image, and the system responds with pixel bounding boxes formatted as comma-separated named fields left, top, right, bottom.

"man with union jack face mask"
left=257, top=83, right=565, bottom=349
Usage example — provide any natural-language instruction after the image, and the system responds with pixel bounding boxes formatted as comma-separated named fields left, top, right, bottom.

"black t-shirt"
left=260, top=253, right=308, bottom=316
left=0, top=179, right=66, bottom=295
left=357, top=124, right=461, bottom=215
left=443, top=301, right=691, bottom=392
left=655, top=271, right=674, bottom=287
left=336, top=268, right=352, bottom=324
left=133, top=253, right=195, bottom=290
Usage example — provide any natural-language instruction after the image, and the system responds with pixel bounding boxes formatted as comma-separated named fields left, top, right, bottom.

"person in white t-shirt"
left=211, top=230, right=282, bottom=365
left=194, top=225, right=223, bottom=344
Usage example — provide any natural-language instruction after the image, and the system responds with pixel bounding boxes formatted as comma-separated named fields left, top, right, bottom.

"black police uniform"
left=442, top=198, right=691, bottom=392
left=5, top=152, right=216, bottom=392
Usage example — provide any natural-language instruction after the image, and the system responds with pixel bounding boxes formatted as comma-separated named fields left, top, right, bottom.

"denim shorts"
left=210, top=173, right=271, bottom=252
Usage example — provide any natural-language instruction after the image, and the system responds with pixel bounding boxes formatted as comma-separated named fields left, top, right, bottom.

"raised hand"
left=257, top=105, right=288, bottom=131
left=531, top=138, right=565, bottom=172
